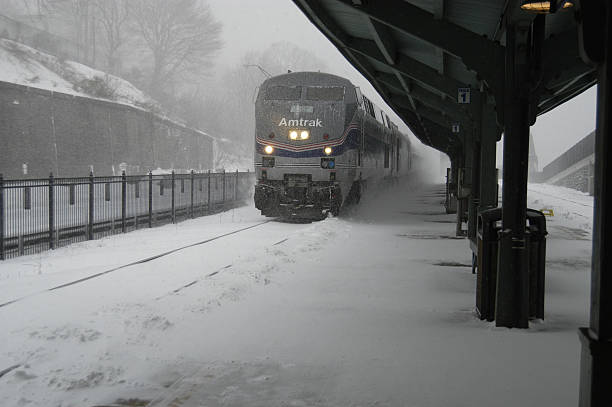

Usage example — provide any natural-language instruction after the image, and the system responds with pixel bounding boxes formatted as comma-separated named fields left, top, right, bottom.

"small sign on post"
left=452, top=123, right=460, bottom=133
left=458, top=87, right=471, bottom=104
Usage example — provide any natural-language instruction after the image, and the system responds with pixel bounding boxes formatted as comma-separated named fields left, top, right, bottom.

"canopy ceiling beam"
left=539, top=28, right=596, bottom=98
left=494, top=0, right=537, bottom=42
left=367, top=18, right=420, bottom=114
left=334, top=0, right=504, bottom=81
left=347, top=37, right=467, bottom=100
left=294, top=0, right=432, bottom=139
left=375, top=72, right=471, bottom=121
left=398, top=106, right=461, bottom=150
left=538, top=71, right=598, bottom=114
left=396, top=103, right=440, bottom=148
left=389, top=93, right=472, bottom=130
left=420, top=116, right=464, bottom=154
left=545, top=64, right=597, bottom=92
left=433, top=0, right=446, bottom=74
left=367, top=19, right=396, bottom=66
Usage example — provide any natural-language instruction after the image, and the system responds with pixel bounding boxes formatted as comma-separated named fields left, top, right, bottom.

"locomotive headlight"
left=300, top=130, right=310, bottom=140
left=289, top=130, right=298, bottom=140
left=324, top=147, right=333, bottom=155
left=264, top=145, right=274, bottom=154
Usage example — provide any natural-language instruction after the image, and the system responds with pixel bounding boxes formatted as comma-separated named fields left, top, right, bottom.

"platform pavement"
left=106, top=182, right=590, bottom=407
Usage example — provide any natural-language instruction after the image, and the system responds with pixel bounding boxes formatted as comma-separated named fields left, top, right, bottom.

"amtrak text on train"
left=278, top=118, right=323, bottom=127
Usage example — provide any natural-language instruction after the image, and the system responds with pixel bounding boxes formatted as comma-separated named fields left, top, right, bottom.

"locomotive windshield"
left=305, top=86, right=345, bottom=101
left=265, top=86, right=302, bottom=100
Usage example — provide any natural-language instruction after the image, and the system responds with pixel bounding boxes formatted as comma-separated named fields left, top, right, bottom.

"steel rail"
left=0, top=220, right=273, bottom=309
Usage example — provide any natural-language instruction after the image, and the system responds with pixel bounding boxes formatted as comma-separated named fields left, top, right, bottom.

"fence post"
left=190, top=170, right=195, bottom=218
left=88, top=171, right=94, bottom=240
left=0, top=174, right=4, bottom=260
left=148, top=171, right=153, bottom=228
left=207, top=170, right=212, bottom=213
left=48, top=173, right=55, bottom=250
left=121, top=171, right=127, bottom=233
left=234, top=170, right=238, bottom=201
left=222, top=169, right=226, bottom=204
left=171, top=171, right=176, bottom=224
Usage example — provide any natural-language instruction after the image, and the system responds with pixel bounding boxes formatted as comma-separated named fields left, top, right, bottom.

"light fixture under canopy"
left=520, top=0, right=574, bottom=13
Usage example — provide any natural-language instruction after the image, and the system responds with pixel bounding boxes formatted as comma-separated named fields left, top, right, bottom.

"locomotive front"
left=254, top=72, right=358, bottom=218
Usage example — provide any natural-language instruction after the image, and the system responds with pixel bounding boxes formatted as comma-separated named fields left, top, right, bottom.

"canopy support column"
left=496, top=21, right=535, bottom=328
left=578, top=1, right=612, bottom=405
left=456, top=132, right=473, bottom=236
left=479, top=101, right=500, bottom=212
left=467, top=140, right=480, bottom=241
left=468, top=93, right=498, bottom=243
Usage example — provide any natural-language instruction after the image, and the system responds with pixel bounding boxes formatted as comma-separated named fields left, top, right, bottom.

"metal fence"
left=0, top=170, right=254, bottom=260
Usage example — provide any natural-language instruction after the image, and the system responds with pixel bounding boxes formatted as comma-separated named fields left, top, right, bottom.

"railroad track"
left=0, top=219, right=275, bottom=309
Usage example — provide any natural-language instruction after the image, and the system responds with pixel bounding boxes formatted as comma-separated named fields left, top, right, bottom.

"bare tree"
left=191, top=42, right=328, bottom=151
left=47, top=0, right=94, bottom=63
left=130, top=0, right=222, bottom=99
left=2, top=0, right=48, bottom=15
left=91, top=0, right=129, bottom=74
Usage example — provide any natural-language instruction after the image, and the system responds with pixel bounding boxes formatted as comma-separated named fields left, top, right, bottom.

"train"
left=254, top=71, right=413, bottom=219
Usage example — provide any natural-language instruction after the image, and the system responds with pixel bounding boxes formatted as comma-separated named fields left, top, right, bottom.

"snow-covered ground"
left=528, top=183, right=594, bottom=236
left=0, top=181, right=592, bottom=406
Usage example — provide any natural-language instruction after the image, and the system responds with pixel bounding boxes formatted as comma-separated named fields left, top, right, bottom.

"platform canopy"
left=292, top=0, right=596, bottom=158
left=293, top=3, right=612, bottom=405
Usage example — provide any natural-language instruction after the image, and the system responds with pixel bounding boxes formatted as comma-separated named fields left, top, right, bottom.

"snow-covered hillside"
left=0, top=38, right=157, bottom=110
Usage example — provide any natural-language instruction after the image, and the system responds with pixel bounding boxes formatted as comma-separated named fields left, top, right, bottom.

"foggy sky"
left=208, top=0, right=597, bottom=169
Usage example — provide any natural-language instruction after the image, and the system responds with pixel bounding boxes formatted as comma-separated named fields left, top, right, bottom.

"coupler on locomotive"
left=254, top=180, right=342, bottom=219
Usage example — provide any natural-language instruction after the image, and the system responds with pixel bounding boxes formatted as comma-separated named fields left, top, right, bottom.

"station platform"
left=0, top=180, right=591, bottom=407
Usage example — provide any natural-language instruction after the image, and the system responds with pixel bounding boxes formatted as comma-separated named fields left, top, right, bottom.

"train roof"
left=261, top=71, right=354, bottom=88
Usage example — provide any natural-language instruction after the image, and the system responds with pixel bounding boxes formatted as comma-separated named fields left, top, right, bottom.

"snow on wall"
left=0, top=38, right=156, bottom=110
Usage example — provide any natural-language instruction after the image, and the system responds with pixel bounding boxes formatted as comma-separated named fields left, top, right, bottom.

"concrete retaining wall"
left=0, top=81, right=213, bottom=178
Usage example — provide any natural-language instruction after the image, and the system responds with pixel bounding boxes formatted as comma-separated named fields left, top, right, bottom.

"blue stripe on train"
left=256, top=128, right=360, bottom=158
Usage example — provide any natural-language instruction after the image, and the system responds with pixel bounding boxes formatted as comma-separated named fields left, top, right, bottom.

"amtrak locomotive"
left=254, top=71, right=413, bottom=219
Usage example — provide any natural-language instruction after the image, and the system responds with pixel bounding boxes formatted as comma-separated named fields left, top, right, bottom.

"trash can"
left=475, top=207, right=547, bottom=322
left=476, top=207, right=503, bottom=321
left=526, top=209, right=547, bottom=320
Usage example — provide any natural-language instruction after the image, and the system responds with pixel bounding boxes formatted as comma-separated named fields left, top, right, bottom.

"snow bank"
left=528, top=182, right=594, bottom=236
